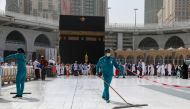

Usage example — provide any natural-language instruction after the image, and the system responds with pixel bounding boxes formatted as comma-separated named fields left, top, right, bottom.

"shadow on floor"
left=110, top=100, right=127, bottom=106
left=42, top=79, right=53, bottom=82
left=0, top=98, right=11, bottom=103
left=21, top=97, right=40, bottom=102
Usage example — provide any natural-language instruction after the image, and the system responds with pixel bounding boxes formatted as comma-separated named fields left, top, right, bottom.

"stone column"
left=154, top=57, right=156, bottom=65
left=173, top=59, right=175, bottom=64
left=0, top=30, right=5, bottom=57
left=134, top=56, right=137, bottom=64
left=163, top=57, right=165, bottom=64
left=117, top=33, right=123, bottom=50
left=26, top=51, right=33, bottom=61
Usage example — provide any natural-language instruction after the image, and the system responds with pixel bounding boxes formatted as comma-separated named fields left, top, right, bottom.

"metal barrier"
left=1, top=66, right=34, bottom=85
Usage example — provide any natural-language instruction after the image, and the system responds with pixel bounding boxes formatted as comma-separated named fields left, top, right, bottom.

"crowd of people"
left=31, top=57, right=97, bottom=80
left=30, top=57, right=189, bottom=80
left=124, top=60, right=189, bottom=79
left=54, top=61, right=96, bottom=76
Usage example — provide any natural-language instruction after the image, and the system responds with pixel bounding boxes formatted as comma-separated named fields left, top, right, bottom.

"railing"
left=106, top=21, right=190, bottom=31
left=0, top=9, right=59, bottom=27
left=5, top=11, right=59, bottom=27
left=2, top=9, right=190, bottom=32
left=1, top=66, right=34, bottom=85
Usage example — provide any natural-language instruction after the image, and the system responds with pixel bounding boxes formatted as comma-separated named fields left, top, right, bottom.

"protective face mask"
left=106, top=53, right=111, bottom=57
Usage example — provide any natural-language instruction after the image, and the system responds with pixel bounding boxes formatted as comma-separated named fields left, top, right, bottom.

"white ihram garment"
left=150, top=65, right=154, bottom=75
left=56, top=64, right=61, bottom=75
left=161, top=65, right=165, bottom=76
left=168, top=64, right=172, bottom=76
left=142, top=62, right=146, bottom=75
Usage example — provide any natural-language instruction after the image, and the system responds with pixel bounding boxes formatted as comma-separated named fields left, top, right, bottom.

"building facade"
left=162, top=0, right=190, bottom=25
left=30, top=0, right=61, bottom=20
left=61, top=0, right=71, bottom=15
left=6, top=0, right=31, bottom=14
left=61, top=0, right=107, bottom=17
left=144, top=0, right=163, bottom=24
left=105, top=25, right=190, bottom=65
left=6, top=0, right=61, bottom=20
left=0, top=26, right=58, bottom=61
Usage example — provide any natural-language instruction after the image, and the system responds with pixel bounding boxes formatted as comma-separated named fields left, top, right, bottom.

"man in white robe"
left=60, top=64, right=65, bottom=75
left=33, top=59, right=40, bottom=79
left=161, top=64, right=165, bottom=76
left=132, top=64, right=136, bottom=73
left=150, top=64, right=155, bottom=76
left=56, top=63, right=61, bottom=76
left=142, top=61, right=146, bottom=76
left=157, top=64, right=161, bottom=77
left=168, top=63, right=172, bottom=76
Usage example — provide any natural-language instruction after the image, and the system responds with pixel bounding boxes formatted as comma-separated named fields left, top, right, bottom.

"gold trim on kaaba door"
left=60, top=30, right=105, bottom=36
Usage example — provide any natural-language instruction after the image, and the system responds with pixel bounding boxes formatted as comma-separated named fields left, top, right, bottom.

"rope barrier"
left=126, top=69, right=190, bottom=89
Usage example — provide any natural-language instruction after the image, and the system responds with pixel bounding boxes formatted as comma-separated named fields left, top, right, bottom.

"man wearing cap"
left=96, top=49, right=120, bottom=103
left=4, top=48, right=26, bottom=98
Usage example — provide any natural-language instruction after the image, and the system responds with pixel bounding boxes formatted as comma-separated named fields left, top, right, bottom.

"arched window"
left=34, top=34, right=50, bottom=47
left=165, top=36, right=184, bottom=49
left=138, top=37, right=159, bottom=50
left=6, top=30, right=25, bottom=44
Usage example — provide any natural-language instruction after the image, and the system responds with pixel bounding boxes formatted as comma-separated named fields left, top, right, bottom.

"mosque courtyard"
left=0, top=76, right=190, bottom=109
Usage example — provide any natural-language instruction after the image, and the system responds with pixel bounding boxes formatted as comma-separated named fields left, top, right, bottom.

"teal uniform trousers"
left=96, top=56, right=120, bottom=100
left=5, top=53, right=26, bottom=96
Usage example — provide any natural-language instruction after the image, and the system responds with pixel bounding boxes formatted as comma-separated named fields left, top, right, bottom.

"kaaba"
left=59, top=15, right=105, bottom=64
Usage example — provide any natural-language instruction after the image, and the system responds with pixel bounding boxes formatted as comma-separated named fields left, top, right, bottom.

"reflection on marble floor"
left=0, top=76, right=190, bottom=109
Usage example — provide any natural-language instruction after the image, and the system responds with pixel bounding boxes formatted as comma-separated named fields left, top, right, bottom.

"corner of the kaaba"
left=59, top=15, right=105, bottom=64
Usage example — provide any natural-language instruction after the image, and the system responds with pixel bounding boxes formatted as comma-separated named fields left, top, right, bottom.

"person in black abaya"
left=182, top=62, right=188, bottom=79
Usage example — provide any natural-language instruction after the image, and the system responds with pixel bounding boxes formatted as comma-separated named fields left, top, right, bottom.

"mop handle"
left=98, top=76, right=133, bottom=105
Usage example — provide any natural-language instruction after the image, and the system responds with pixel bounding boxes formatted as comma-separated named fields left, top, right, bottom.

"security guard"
left=5, top=48, right=26, bottom=98
left=96, top=49, right=120, bottom=103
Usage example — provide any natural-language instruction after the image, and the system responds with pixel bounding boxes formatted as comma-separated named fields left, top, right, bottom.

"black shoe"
left=102, top=96, right=106, bottom=100
left=12, top=95, right=22, bottom=98
left=106, top=100, right=110, bottom=103
left=18, top=95, right=22, bottom=98
left=123, top=76, right=125, bottom=78
left=12, top=95, right=19, bottom=98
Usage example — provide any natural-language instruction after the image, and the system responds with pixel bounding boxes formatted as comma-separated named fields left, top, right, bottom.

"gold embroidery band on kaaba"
left=60, top=30, right=105, bottom=37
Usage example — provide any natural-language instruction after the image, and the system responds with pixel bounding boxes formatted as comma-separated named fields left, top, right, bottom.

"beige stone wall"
left=163, top=0, right=190, bottom=25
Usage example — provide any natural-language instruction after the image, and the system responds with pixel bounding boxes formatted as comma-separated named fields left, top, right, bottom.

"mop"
left=10, top=92, right=31, bottom=94
left=98, top=76, right=148, bottom=108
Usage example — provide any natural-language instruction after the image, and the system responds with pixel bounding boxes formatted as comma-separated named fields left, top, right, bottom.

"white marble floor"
left=0, top=76, right=190, bottom=109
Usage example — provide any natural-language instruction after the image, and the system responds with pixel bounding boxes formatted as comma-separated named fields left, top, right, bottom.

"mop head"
left=113, top=104, right=148, bottom=109
left=10, top=92, right=32, bottom=94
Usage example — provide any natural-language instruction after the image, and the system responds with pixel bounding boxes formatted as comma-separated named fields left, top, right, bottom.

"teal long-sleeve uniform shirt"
left=96, top=56, right=120, bottom=77
left=5, top=53, right=26, bottom=96
left=96, top=56, right=120, bottom=101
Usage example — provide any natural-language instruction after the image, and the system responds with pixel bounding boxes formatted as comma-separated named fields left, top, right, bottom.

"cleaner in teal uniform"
left=96, top=49, right=120, bottom=103
left=4, top=48, right=26, bottom=98
left=0, top=56, right=3, bottom=95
